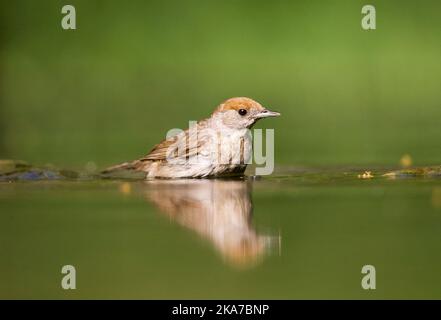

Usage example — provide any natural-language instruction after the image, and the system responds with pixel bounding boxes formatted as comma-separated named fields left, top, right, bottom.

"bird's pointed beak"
left=255, top=108, right=281, bottom=118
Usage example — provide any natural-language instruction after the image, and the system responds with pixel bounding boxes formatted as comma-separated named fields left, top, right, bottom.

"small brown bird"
left=103, top=97, right=280, bottom=178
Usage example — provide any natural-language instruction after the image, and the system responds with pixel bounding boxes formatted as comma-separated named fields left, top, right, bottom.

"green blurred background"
left=1, top=1, right=441, bottom=300
left=1, top=0, right=440, bottom=169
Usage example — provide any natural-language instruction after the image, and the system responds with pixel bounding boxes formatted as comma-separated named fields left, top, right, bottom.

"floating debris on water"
left=358, top=171, right=374, bottom=179
left=0, top=159, right=31, bottom=175
left=383, top=166, right=441, bottom=178
left=2, top=159, right=441, bottom=183
left=0, top=159, right=79, bottom=181
left=400, top=154, right=413, bottom=168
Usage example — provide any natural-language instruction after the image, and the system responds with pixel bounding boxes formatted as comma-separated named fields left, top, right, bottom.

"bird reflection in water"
left=140, top=179, right=279, bottom=268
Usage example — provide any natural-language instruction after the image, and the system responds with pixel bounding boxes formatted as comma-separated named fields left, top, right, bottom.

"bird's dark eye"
left=238, top=109, right=247, bottom=116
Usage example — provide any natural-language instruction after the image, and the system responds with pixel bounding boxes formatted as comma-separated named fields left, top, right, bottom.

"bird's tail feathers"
left=101, top=161, right=147, bottom=179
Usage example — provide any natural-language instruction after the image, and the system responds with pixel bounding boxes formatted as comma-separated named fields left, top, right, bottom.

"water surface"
left=1, top=166, right=441, bottom=299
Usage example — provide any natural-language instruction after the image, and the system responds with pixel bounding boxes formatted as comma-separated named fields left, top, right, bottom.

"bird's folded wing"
left=140, top=125, right=209, bottom=162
